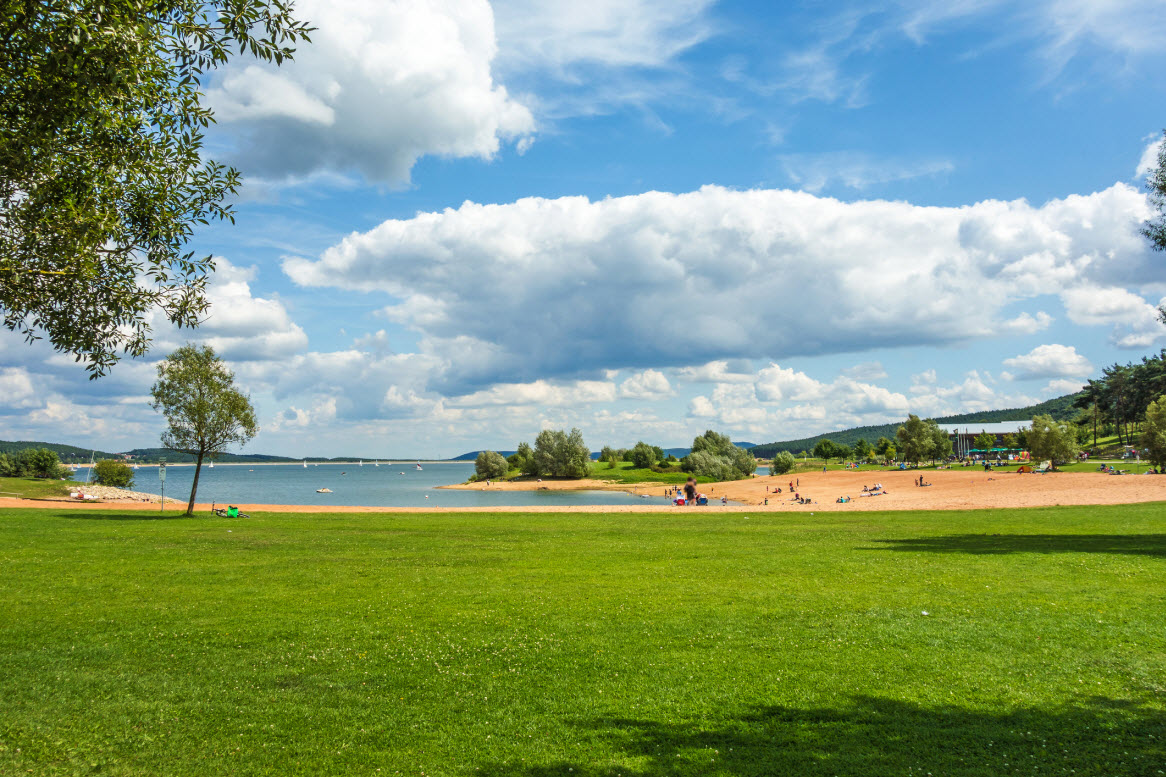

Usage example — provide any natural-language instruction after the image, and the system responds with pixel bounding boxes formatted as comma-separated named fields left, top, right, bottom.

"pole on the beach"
left=159, top=460, right=166, bottom=513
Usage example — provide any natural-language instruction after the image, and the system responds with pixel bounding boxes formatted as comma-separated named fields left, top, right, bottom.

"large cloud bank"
left=285, top=183, right=1160, bottom=390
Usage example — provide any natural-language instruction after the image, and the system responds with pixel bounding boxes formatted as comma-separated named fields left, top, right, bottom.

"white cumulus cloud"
left=286, top=182, right=1158, bottom=388
left=208, top=0, right=534, bottom=184
left=1002, top=344, right=1094, bottom=380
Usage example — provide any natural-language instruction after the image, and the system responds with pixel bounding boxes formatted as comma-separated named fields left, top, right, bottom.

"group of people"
left=668, top=477, right=704, bottom=505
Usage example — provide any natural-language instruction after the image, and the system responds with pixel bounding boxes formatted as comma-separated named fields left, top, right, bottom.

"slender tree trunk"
left=186, top=450, right=204, bottom=516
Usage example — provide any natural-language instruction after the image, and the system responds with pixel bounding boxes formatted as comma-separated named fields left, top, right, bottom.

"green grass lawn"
left=588, top=461, right=701, bottom=484
left=0, top=475, right=79, bottom=499
left=1, top=505, right=1163, bottom=776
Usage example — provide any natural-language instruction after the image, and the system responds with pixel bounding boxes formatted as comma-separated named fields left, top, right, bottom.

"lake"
left=73, top=462, right=670, bottom=508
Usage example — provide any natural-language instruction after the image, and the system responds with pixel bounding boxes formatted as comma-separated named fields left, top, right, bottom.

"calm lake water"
left=73, top=462, right=671, bottom=508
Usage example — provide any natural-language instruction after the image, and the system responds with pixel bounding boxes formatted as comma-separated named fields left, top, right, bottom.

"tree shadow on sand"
left=862, top=534, right=1166, bottom=558
left=475, top=695, right=1164, bottom=777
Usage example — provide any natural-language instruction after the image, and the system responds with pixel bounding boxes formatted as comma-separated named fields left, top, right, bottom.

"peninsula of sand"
left=10, top=467, right=1162, bottom=513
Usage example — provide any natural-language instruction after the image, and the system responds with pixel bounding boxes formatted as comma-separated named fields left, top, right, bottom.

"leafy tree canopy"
left=1140, top=396, right=1166, bottom=471
left=0, top=0, right=311, bottom=376
left=474, top=451, right=508, bottom=480
left=93, top=459, right=134, bottom=488
left=1026, top=414, right=1079, bottom=468
left=530, top=428, right=590, bottom=479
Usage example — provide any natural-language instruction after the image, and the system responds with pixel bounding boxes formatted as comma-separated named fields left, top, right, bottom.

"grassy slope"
left=0, top=475, right=79, bottom=499
left=0, top=505, right=1162, bottom=776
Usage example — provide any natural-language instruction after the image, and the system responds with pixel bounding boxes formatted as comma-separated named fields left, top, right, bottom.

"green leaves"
left=0, top=0, right=312, bottom=376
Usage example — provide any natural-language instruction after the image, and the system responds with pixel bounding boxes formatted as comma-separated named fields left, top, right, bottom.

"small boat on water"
left=316, top=488, right=332, bottom=493
left=414, top=462, right=423, bottom=471
left=209, top=462, right=214, bottom=468
left=359, top=460, right=363, bottom=467
left=303, top=460, right=307, bottom=468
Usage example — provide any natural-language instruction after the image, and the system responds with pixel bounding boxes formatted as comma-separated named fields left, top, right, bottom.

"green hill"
left=751, top=393, right=1083, bottom=457
left=0, top=440, right=118, bottom=463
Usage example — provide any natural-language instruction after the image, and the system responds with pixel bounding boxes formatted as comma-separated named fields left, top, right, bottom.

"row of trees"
left=474, top=429, right=757, bottom=481
left=0, top=448, right=71, bottom=479
left=1073, top=351, right=1166, bottom=447
left=812, top=436, right=898, bottom=465
left=475, top=428, right=592, bottom=480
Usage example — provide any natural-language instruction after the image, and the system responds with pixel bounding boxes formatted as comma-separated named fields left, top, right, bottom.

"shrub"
left=768, top=451, right=796, bottom=475
left=93, top=459, right=135, bottom=488
left=1027, top=415, right=1079, bottom=467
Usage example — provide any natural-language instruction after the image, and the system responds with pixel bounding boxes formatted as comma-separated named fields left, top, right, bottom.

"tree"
left=93, top=459, right=134, bottom=488
left=812, top=439, right=837, bottom=464
left=15, top=447, right=68, bottom=478
left=835, top=444, right=853, bottom=463
left=852, top=438, right=871, bottom=463
left=628, top=441, right=657, bottom=469
left=686, top=430, right=756, bottom=479
left=531, top=428, right=590, bottom=478
left=1144, top=129, right=1166, bottom=322
left=150, top=344, right=257, bottom=515
left=768, top=451, right=796, bottom=475
left=883, top=443, right=896, bottom=462
left=1002, top=433, right=1019, bottom=451
left=895, top=415, right=931, bottom=465
left=1141, top=396, right=1166, bottom=471
left=973, top=431, right=996, bottom=455
left=509, top=442, right=535, bottom=475
left=474, top=451, right=508, bottom=480
left=874, top=437, right=894, bottom=457
left=1026, top=415, right=1079, bottom=468
left=0, top=1, right=312, bottom=376
left=929, top=426, right=953, bottom=463
left=598, top=445, right=619, bottom=467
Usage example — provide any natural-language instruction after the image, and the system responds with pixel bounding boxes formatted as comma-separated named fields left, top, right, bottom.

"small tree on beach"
left=474, top=451, right=509, bottom=480
left=768, top=451, right=796, bottom=475
left=93, top=459, right=134, bottom=488
left=531, top=428, right=590, bottom=478
left=150, top=344, right=257, bottom=515
left=853, top=439, right=871, bottom=463
left=895, top=415, right=931, bottom=466
left=1026, top=415, right=1079, bottom=468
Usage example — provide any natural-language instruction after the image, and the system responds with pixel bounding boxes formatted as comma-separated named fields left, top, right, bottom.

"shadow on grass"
left=864, top=534, right=1166, bottom=558
left=476, top=695, right=1164, bottom=776
left=54, top=510, right=196, bottom=521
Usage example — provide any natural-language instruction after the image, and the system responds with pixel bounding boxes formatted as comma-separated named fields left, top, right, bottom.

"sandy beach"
left=3, top=468, right=1163, bottom=513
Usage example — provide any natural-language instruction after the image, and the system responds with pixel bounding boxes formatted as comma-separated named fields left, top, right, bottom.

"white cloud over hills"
left=285, top=182, right=1160, bottom=392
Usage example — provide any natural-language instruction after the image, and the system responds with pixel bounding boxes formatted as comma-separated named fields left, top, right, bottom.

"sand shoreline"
left=5, top=469, right=1163, bottom=513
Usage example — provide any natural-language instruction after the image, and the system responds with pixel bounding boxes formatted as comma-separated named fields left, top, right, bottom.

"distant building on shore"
left=938, top=421, right=1031, bottom=456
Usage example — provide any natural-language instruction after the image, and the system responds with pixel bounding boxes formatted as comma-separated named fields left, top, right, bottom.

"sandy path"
left=2, top=469, right=1163, bottom=513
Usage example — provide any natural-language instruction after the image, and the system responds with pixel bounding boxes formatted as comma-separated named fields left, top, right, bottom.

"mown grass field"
left=1, top=504, right=1163, bottom=776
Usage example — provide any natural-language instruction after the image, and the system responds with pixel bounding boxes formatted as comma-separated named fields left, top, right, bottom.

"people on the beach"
left=684, top=477, right=697, bottom=504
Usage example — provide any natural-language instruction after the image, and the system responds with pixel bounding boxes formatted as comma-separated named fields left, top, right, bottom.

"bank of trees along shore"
left=473, top=429, right=757, bottom=482
left=1074, top=351, right=1166, bottom=448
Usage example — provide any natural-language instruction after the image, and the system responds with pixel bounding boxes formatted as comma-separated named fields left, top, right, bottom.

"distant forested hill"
left=0, top=440, right=118, bottom=462
left=751, top=393, right=1083, bottom=457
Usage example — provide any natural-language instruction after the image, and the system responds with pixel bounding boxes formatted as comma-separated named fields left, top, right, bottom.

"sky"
left=4, top=0, right=1166, bottom=458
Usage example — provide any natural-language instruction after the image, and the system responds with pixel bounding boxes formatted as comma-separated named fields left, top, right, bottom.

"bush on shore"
left=93, top=459, right=135, bottom=488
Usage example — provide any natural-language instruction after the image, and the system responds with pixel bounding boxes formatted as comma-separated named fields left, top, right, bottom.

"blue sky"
left=4, top=0, right=1166, bottom=457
